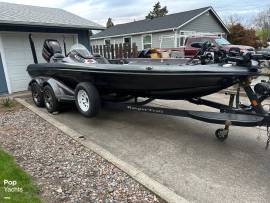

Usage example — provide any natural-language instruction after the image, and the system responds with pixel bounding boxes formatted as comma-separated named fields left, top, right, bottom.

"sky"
left=0, top=0, right=269, bottom=26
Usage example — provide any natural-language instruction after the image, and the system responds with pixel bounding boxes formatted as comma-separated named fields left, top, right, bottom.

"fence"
left=90, top=43, right=138, bottom=59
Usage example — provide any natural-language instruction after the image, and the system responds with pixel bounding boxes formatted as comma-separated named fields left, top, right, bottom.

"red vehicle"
left=184, top=36, right=255, bottom=57
left=158, top=36, right=255, bottom=58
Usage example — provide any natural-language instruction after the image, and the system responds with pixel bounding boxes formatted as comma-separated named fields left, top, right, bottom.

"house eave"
left=91, top=27, right=175, bottom=40
left=0, top=20, right=105, bottom=31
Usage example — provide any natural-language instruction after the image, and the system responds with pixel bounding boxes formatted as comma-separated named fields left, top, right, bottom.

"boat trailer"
left=102, top=84, right=270, bottom=148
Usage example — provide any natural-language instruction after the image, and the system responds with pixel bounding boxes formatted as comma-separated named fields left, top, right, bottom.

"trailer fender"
left=28, top=77, right=49, bottom=90
left=29, top=77, right=75, bottom=101
left=44, top=78, right=75, bottom=101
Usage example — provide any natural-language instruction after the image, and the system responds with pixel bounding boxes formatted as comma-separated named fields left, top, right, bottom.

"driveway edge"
left=16, top=98, right=188, bottom=203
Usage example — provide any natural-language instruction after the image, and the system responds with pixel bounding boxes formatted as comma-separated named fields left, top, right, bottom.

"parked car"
left=184, top=36, right=255, bottom=57
left=258, top=47, right=270, bottom=54
left=159, top=36, right=255, bottom=58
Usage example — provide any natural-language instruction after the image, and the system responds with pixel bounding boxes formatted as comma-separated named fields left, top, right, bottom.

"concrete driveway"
left=33, top=93, right=270, bottom=202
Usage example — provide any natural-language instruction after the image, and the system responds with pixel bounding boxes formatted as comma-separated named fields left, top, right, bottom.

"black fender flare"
left=28, top=77, right=48, bottom=90
left=29, top=77, right=75, bottom=101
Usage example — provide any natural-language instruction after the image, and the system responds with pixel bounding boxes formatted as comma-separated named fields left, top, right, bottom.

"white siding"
left=152, top=31, right=175, bottom=49
left=113, top=37, right=124, bottom=44
left=90, top=39, right=104, bottom=46
left=131, top=35, right=141, bottom=49
left=1, top=32, right=77, bottom=93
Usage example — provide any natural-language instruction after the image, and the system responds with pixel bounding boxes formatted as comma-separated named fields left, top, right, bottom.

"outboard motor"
left=42, top=39, right=64, bottom=62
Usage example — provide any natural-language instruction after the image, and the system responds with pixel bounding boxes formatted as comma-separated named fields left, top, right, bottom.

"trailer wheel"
left=215, top=128, right=229, bottom=142
left=43, top=85, right=59, bottom=113
left=31, top=82, right=44, bottom=107
left=75, top=82, right=100, bottom=117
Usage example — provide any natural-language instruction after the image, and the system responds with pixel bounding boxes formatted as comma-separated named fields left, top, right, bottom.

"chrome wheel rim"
left=44, top=90, right=53, bottom=109
left=77, top=89, right=90, bottom=112
left=32, top=85, right=39, bottom=103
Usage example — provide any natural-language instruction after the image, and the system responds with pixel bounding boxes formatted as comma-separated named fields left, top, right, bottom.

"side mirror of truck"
left=190, top=42, right=203, bottom=48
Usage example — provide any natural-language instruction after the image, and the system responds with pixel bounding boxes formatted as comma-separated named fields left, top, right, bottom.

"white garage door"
left=0, top=32, right=77, bottom=93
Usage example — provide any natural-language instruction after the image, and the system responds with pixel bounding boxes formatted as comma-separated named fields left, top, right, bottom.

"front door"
left=0, top=52, right=8, bottom=94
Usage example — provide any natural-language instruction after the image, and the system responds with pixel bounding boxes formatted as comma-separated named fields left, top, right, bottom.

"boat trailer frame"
left=102, top=85, right=270, bottom=148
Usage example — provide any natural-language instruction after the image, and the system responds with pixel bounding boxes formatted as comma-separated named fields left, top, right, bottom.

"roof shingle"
left=0, top=2, right=104, bottom=30
left=93, top=7, right=212, bottom=38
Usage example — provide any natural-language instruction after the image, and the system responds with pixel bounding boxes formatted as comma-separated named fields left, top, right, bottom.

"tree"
left=225, top=14, right=251, bottom=27
left=255, top=8, right=270, bottom=46
left=106, top=18, right=114, bottom=28
left=227, top=23, right=258, bottom=48
left=225, top=15, right=242, bottom=27
left=255, top=8, right=270, bottom=30
left=146, top=2, right=168, bottom=19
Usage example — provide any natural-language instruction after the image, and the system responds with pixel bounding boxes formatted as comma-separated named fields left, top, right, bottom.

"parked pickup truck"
left=159, top=36, right=255, bottom=58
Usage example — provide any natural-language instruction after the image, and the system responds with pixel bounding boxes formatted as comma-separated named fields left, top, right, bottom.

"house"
left=91, top=7, right=229, bottom=51
left=0, top=2, right=104, bottom=95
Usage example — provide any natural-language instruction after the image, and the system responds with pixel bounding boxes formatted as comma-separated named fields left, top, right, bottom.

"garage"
left=0, top=32, right=77, bottom=93
left=0, top=2, right=104, bottom=94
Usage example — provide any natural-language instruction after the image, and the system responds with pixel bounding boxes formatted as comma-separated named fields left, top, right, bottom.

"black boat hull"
left=27, top=63, right=257, bottom=99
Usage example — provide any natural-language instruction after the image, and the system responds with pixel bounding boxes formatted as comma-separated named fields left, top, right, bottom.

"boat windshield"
left=70, top=44, right=92, bottom=58
left=215, top=37, right=231, bottom=46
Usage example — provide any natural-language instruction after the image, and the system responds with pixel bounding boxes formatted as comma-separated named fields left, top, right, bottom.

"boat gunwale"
left=27, top=63, right=259, bottom=76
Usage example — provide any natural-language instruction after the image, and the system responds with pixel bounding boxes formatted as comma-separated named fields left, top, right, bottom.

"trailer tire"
left=31, top=82, right=44, bottom=107
left=75, top=82, right=100, bottom=117
left=43, top=85, right=59, bottom=113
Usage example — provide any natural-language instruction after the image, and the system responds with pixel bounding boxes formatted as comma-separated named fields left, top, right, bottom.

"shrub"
left=1, top=97, right=15, bottom=108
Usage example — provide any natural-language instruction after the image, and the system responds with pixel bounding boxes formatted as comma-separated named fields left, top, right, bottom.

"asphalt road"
left=34, top=93, right=270, bottom=202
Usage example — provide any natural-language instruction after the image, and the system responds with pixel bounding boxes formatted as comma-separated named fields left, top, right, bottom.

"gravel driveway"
left=0, top=108, right=165, bottom=203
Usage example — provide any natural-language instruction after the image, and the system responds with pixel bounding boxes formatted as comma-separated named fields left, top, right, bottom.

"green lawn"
left=0, top=148, right=42, bottom=203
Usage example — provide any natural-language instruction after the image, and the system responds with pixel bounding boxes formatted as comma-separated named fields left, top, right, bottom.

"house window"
left=123, top=37, right=132, bottom=45
left=177, top=35, right=188, bottom=47
left=176, top=31, right=195, bottom=47
left=104, top=39, right=110, bottom=45
left=142, top=34, right=152, bottom=49
left=177, top=37, right=187, bottom=47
